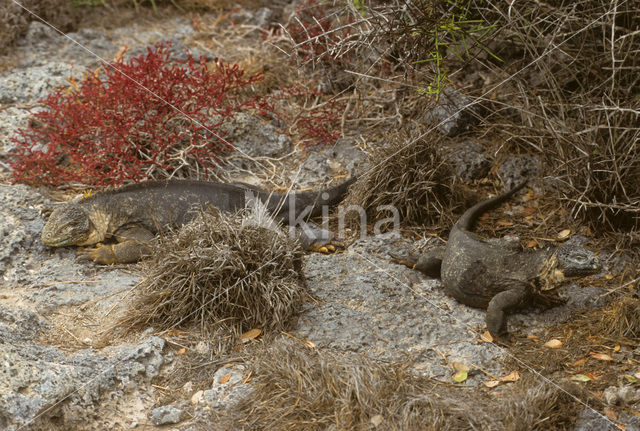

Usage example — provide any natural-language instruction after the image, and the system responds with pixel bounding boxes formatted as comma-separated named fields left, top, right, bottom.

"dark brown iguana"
left=392, top=181, right=602, bottom=338
left=42, top=178, right=356, bottom=264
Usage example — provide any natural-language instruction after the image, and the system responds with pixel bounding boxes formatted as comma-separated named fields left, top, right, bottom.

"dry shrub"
left=343, top=131, right=464, bottom=230
left=598, top=294, right=640, bottom=339
left=228, top=338, right=494, bottom=431
left=473, top=1, right=640, bottom=233
left=114, top=208, right=306, bottom=334
left=499, top=375, right=592, bottom=431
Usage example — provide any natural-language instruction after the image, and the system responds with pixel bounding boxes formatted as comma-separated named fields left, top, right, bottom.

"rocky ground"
left=0, top=4, right=636, bottom=431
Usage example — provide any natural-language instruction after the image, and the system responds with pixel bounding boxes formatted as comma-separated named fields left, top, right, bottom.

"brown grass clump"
left=343, top=131, right=465, bottom=230
left=473, top=1, right=640, bottom=233
left=228, top=338, right=495, bottom=431
left=598, top=294, right=640, bottom=339
left=499, top=375, right=593, bottom=431
left=113, top=209, right=306, bottom=334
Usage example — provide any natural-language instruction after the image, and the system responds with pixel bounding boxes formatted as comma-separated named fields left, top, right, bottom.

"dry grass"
left=227, top=337, right=495, bottom=431
left=111, top=208, right=306, bottom=335
left=343, top=130, right=465, bottom=230
left=219, top=337, right=595, bottom=431
left=598, top=294, right=640, bottom=339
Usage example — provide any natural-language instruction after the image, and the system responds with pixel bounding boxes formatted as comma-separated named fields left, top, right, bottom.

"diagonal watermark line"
left=352, top=248, right=617, bottom=428
left=7, top=0, right=625, bottom=429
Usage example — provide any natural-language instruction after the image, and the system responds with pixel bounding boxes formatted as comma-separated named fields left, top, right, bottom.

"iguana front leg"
left=390, top=245, right=445, bottom=278
left=485, top=283, right=530, bottom=337
left=79, top=226, right=155, bottom=264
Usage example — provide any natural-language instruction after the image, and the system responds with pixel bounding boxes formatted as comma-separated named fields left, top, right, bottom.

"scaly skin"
left=42, top=178, right=356, bottom=264
left=393, top=180, right=602, bottom=338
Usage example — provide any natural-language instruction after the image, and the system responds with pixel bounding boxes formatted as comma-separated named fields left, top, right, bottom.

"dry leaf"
left=572, top=357, right=589, bottom=367
left=525, top=240, right=539, bottom=248
left=452, top=370, right=468, bottom=383
left=544, top=339, right=563, bottom=349
left=496, top=220, right=514, bottom=226
left=624, top=374, right=637, bottom=384
left=484, top=380, right=500, bottom=388
left=527, top=335, right=540, bottom=342
left=590, top=352, right=614, bottom=361
left=614, top=345, right=621, bottom=352
left=177, top=347, right=186, bottom=355
left=452, top=362, right=470, bottom=372
left=241, top=328, right=262, bottom=339
left=557, top=229, right=571, bottom=240
left=479, top=331, right=494, bottom=343
left=370, top=414, right=384, bottom=427
left=219, top=374, right=231, bottom=384
left=520, top=207, right=537, bottom=215
left=604, top=409, right=618, bottom=421
left=605, top=274, right=614, bottom=280
left=500, top=371, right=520, bottom=382
left=571, top=374, right=592, bottom=382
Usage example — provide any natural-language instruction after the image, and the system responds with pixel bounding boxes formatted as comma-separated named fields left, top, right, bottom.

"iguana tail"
left=301, top=176, right=357, bottom=217
left=455, top=180, right=528, bottom=231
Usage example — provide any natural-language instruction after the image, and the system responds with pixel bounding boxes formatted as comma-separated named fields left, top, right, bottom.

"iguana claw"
left=77, top=244, right=117, bottom=265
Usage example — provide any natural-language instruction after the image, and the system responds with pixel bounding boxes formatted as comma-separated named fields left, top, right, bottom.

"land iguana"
left=392, top=181, right=602, bottom=338
left=42, top=177, right=356, bottom=264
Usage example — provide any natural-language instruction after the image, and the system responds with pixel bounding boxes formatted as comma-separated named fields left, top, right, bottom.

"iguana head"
left=42, top=203, right=92, bottom=247
left=537, top=243, right=601, bottom=291
left=554, top=243, right=602, bottom=278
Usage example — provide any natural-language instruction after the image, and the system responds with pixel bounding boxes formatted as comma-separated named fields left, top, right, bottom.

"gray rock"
left=424, top=87, right=479, bottom=137
left=150, top=404, right=183, bottom=425
left=498, top=155, right=542, bottom=190
left=0, top=62, right=85, bottom=104
left=603, top=385, right=640, bottom=406
left=200, top=365, right=251, bottom=410
left=222, top=112, right=291, bottom=159
left=442, top=140, right=492, bottom=180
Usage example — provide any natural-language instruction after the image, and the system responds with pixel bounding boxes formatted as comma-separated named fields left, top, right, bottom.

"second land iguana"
left=392, top=181, right=602, bottom=338
left=42, top=177, right=356, bottom=264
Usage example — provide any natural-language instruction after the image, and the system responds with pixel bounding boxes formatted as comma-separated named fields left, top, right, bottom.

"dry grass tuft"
left=113, top=208, right=306, bottom=334
left=343, top=131, right=465, bottom=230
left=598, top=294, right=640, bottom=339
left=228, top=337, right=495, bottom=431
left=499, top=375, right=592, bottom=431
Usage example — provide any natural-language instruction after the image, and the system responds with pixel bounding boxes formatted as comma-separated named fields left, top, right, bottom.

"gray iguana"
left=42, top=178, right=356, bottom=264
left=392, top=181, right=602, bottom=338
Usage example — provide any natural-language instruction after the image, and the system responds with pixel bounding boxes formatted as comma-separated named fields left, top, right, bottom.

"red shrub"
left=10, top=42, right=264, bottom=187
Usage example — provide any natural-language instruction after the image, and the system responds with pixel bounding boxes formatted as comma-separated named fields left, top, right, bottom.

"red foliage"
left=10, top=42, right=264, bottom=187
left=285, top=0, right=355, bottom=64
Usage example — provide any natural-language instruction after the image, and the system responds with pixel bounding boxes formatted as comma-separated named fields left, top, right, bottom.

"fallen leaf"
left=241, top=328, right=262, bottom=340
left=496, top=220, right=514, bottom=226
left=557, top=229, right=571, bottom=240
left=614, top=345, right=621, bottom=352
left=590, top=352, right=614, bottom=361
left=525, top=240, right=539, bottom=248
left=219, top=374, right=231, bottom=384
left=452, top=362, right=470, bottom=372
left=520, top=207, right=537, bottom=215
left=605, top=274, right=614, bottom=280
left=544, top=339, right=563, bottom=349
left=479, top=331, right=494, bottom=343
left=572, top=357, right=589, bottom=367
left=527, top=335, right=540, bottom=342
left=452, top=370, right=468, bottom=383
left=624, top=374, right=637, bottom=384
left=370, top=414, right=384, bottom=427
left=571, top=374, right=592, bottom=382
left=177, top=347, right=186, bottom=355
left=484, top=380, right=500, bottom=388
left=604, top=409, right=618, bottom=421
left=583, top=371, right=601, bottom=380
left=500, top=371, right=520, bottom=382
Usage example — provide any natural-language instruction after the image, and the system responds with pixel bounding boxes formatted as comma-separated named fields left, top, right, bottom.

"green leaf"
left=571, top=374, right=592, bottom=382
left=452, top=370, right=468, bottom=382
